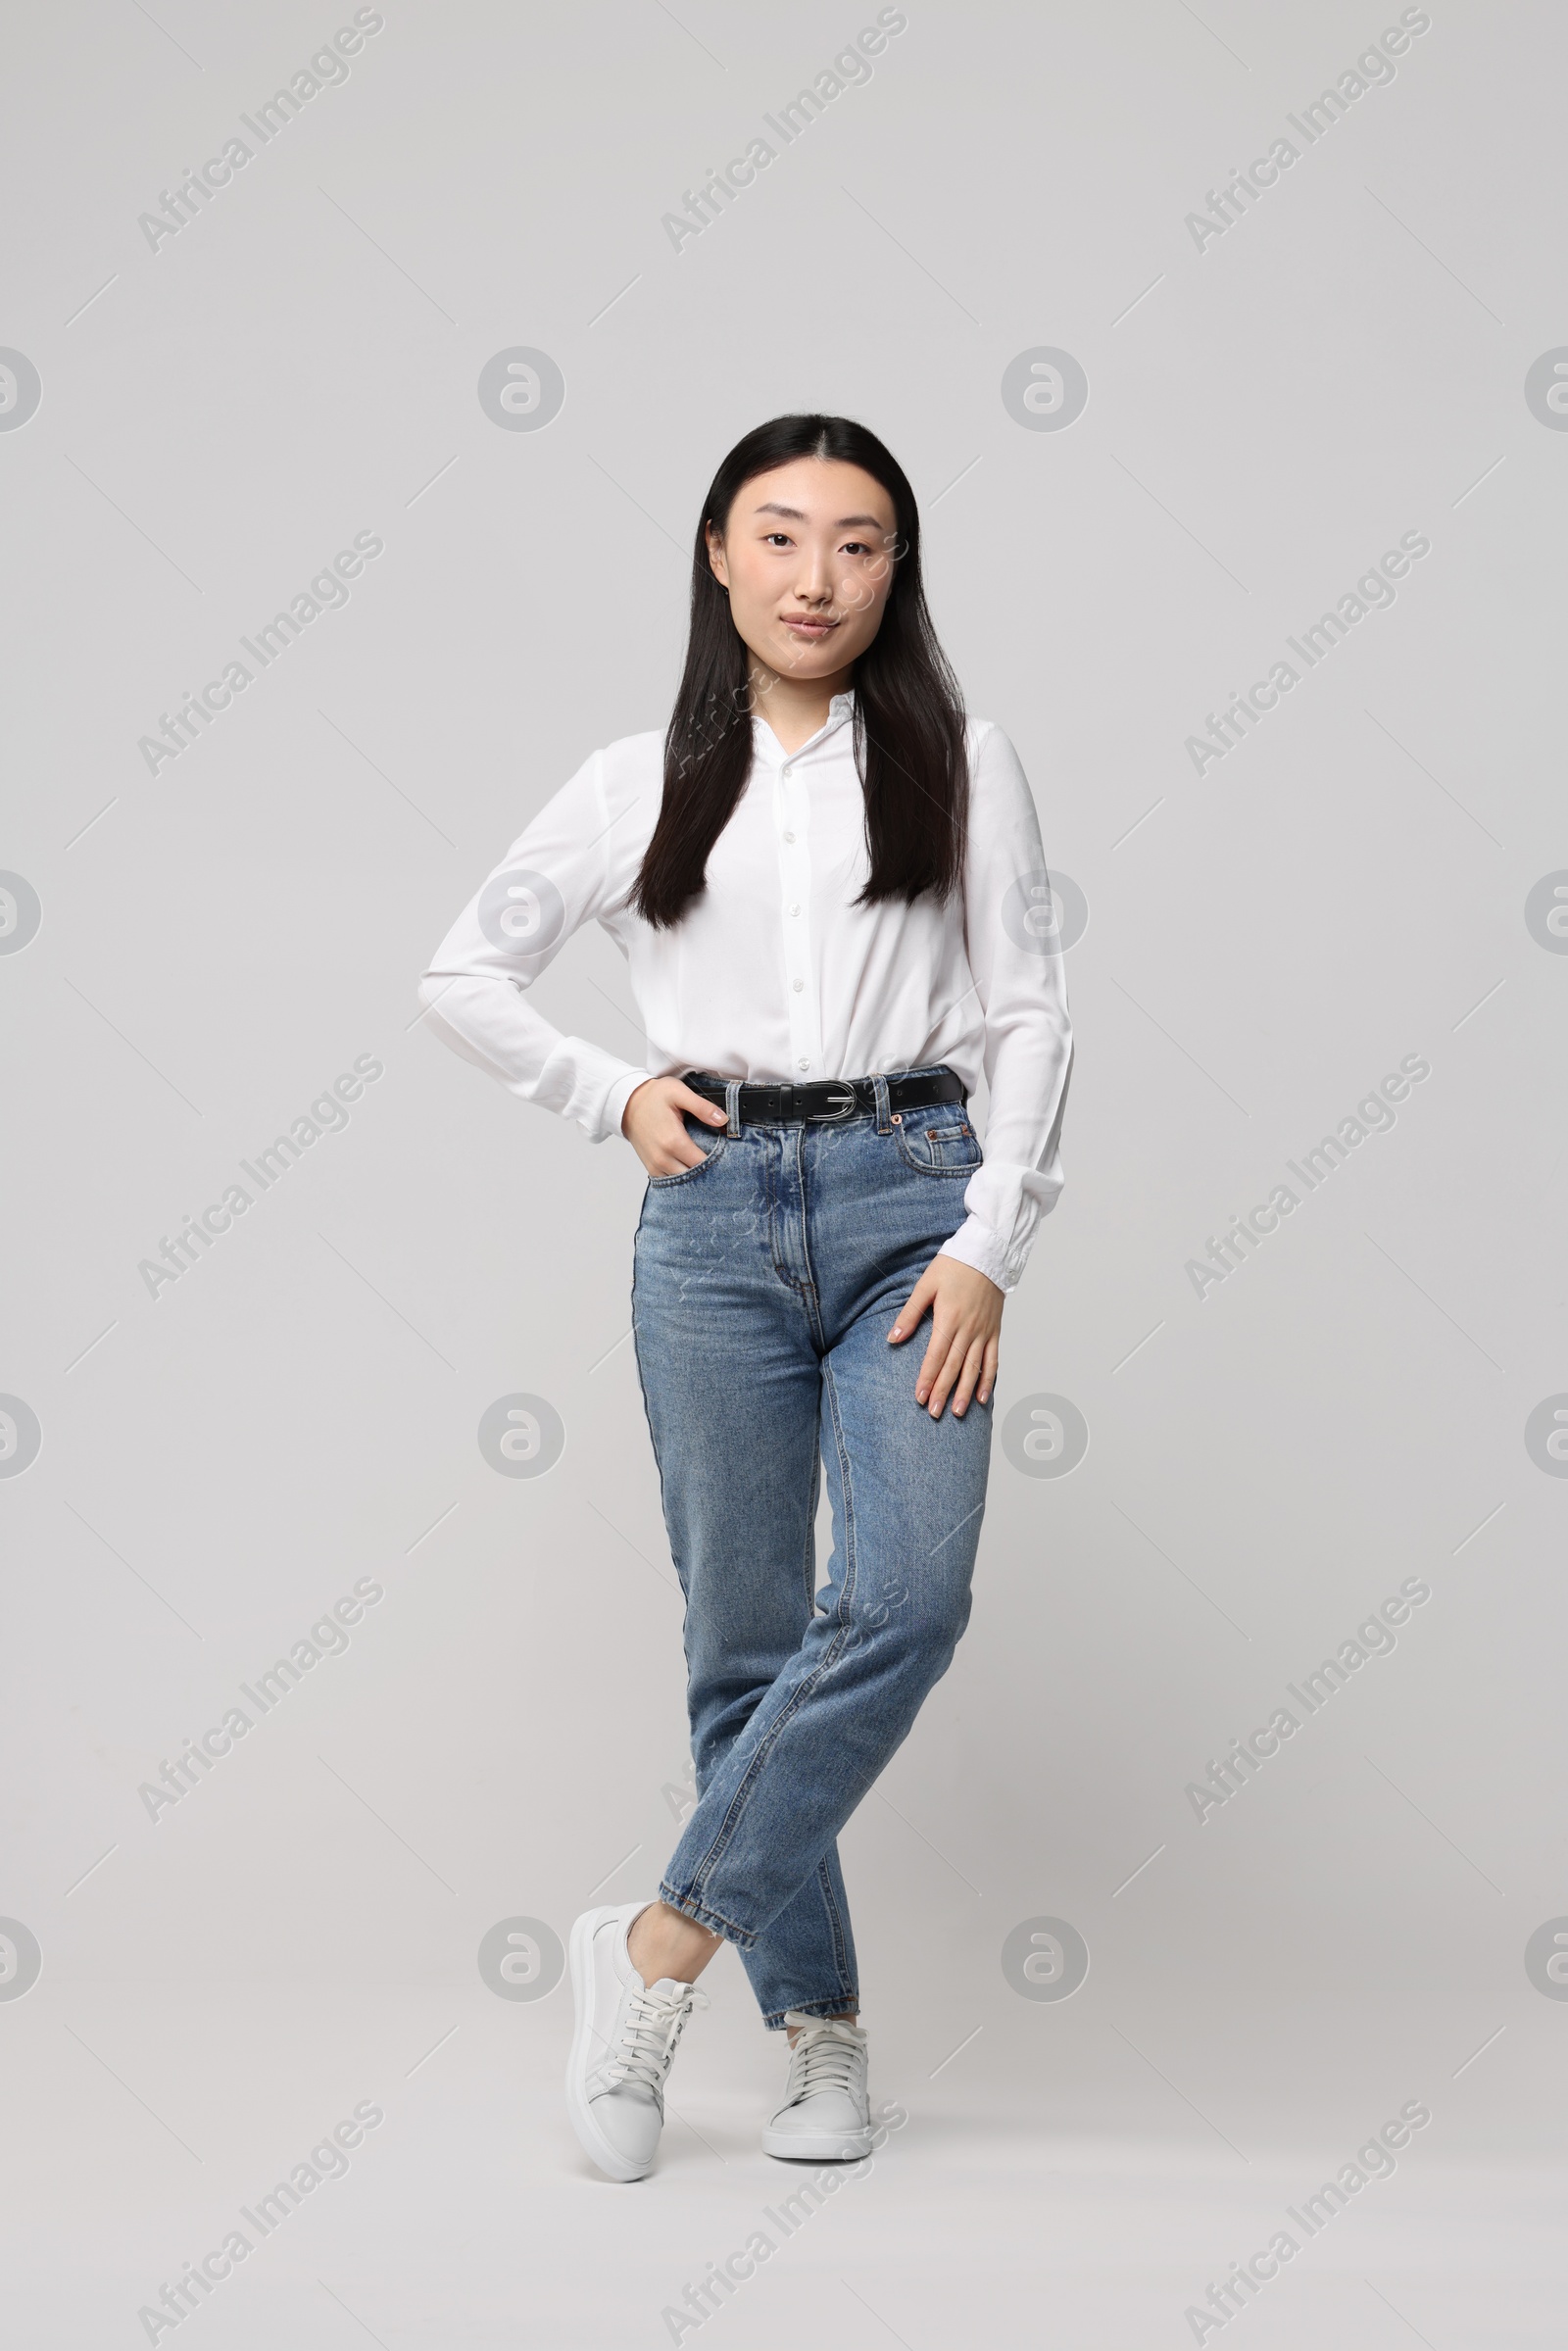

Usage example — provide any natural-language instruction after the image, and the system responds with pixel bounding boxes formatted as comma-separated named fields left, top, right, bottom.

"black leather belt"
left=682, top=1066, right=966, bottom=1126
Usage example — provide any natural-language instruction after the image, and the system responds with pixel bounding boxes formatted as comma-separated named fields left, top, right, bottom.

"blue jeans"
left=631, top=1069, right=994, bottom=2030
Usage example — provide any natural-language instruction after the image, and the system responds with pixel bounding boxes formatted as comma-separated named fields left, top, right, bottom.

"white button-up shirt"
left=418, top=694, right=1073, bottom=1291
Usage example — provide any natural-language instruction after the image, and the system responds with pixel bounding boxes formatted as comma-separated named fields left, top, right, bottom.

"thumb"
left=671, top=1080, right=728, bottom=1125
left=889, top=1271, right=935, bottom=1343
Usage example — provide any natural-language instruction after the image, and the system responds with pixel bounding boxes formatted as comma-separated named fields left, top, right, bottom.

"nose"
left=791, top=543, right=835, bottom=606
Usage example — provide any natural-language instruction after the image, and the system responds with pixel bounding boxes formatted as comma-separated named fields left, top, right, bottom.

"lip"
left=780, top=615, right=839, bottom=637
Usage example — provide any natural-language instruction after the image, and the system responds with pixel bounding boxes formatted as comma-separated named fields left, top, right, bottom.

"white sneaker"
left=565, top=1901, right=706, bottom=2181
left=761, top=2010, right=872, bottom=2162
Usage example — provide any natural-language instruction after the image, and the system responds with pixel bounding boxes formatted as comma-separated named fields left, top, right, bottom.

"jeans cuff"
left=658, top=1882, right=757, bottom=1951
left=760, top=1992, right=861, bottom=2033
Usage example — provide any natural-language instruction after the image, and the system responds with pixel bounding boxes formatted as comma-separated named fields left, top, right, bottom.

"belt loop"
left=871, top=1073, right=891, bottom=1134
left=724, top=1078, right=744, bottom=1138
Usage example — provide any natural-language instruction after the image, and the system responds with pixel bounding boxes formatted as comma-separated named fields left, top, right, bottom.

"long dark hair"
left=632, top=414, right=967, bottom=929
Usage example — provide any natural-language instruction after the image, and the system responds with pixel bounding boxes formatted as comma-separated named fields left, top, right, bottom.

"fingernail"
left=890, top=1325, right=903, bottom=1339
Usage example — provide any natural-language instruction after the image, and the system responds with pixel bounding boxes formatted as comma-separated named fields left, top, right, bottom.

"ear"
left=705, top=523, right=729, bottom=590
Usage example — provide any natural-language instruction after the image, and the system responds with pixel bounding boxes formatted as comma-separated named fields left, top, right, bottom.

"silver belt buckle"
left=811, top=1081, right=858, bottom=1124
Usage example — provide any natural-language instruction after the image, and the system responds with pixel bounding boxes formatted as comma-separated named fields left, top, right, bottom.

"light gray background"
left=2, top=1, right=1564, bottom=2343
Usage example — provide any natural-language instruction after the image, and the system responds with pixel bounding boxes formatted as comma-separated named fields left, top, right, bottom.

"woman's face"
left=707, top=457, right=900, bottom=686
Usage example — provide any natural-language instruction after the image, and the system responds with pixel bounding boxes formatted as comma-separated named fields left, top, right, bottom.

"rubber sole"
left=761, top=2122, right=875, bottom=2162
left=564, top=1906, right=654, bottom=2183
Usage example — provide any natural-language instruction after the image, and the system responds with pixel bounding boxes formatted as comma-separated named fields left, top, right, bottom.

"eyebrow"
left=752, top=502, right=887, bottom=528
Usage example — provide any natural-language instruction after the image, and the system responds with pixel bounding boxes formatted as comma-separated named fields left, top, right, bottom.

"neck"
left=749, top=658, right=853, bottom=756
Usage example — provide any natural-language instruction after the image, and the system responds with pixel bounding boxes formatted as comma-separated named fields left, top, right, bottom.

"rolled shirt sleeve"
left=936, top=723, right=1075, bottom=1294
left=417, top=749, right=655, bottom=1145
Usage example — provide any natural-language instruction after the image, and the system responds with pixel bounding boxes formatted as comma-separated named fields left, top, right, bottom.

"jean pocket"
left=647, top=1122, right=730, bottom=1188
left=894, top=1115, right=983, bottom=1175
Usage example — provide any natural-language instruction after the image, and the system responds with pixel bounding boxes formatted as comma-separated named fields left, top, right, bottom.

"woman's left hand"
left=888, top=1256, right=1004, bottom=1419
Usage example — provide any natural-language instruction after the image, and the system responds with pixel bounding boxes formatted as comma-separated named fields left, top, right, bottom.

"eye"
left=762, top=532, right=793, bottom=548
left=841, top=540, right=875, bottom=557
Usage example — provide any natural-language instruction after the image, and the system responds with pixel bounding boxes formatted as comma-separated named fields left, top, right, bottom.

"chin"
left=776, top=635, right=847, bottom=672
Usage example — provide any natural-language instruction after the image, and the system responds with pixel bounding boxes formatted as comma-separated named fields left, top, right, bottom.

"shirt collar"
left=752, top=689, right=857, bottom=764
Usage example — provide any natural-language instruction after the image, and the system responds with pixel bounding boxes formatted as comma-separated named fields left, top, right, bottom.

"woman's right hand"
left=621, top=1075, right=729, bottom=1177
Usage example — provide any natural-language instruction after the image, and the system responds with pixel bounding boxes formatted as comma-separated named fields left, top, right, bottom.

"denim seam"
left=820, top=1349, right=860, bottom=1633
left=794, top=1124, right=827, bottom=1348
left=682, top=1624, right=852, bottom=1906
left=657, top=1881, right=759, bottom=1950
left=760, top=1992, right=860, bottom=2032
left=647, top=1133, right=729, bottom=1187
left=814, top=1853, right=855, bottom=1993
left=894, top=1128, right=983, bottom=1178
left=800, top=1450, right=818, bottom=1619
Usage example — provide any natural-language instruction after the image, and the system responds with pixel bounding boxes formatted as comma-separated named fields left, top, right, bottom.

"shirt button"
left=783, top=830, right=796, bottom=844
left=797, top=1056, right=809, bottom=1070
left=789, top=904, right=800, bottom=916
left=792, top=978, right=805, bottom=993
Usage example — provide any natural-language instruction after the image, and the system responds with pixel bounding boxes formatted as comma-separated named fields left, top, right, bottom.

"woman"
left=419, top=414, right=1073, bottom=2180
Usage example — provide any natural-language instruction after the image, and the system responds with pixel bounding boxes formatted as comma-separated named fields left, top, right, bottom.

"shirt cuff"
left=601, top=1064, right=656, bottom=1144
left=937, top=1213, right=1021, bottom=1295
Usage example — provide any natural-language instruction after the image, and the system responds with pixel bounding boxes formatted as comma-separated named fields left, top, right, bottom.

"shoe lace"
left=783, top=2014, right=864, bottom=2103
left=607, top=1982, right=708, bottom=2094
